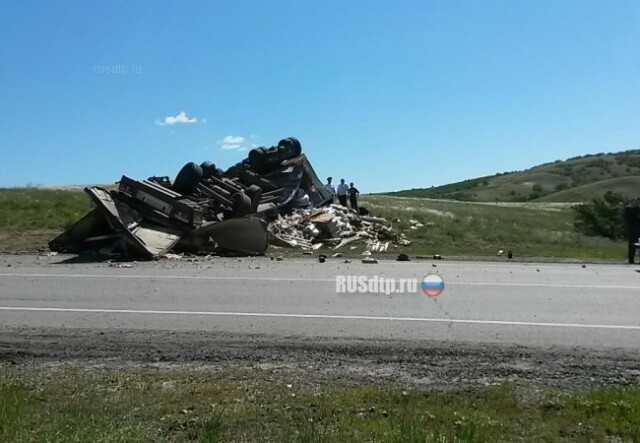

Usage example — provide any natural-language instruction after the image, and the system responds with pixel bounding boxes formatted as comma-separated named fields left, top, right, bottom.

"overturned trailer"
left=50, top=137, right=333, bottom=259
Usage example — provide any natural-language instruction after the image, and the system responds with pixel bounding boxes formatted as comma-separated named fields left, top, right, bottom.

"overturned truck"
left=50, top=137, right=334, bottom=259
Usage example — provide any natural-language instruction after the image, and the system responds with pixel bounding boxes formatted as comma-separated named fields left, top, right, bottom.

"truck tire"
left=174, top=162, right=203, bottom=195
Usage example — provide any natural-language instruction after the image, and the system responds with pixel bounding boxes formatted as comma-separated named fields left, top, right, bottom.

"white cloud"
left=219, top=135, right=245, bottom=145
left=155, top=111, right=198, bottom=126
left=217, top=135, right=252, bottom=151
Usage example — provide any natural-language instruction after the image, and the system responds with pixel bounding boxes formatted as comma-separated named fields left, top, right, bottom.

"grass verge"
left=362, top=195, right=625, bottom=260
left=0, top=188, right=92, bottom=253
left=0, top=188, right=627, bottom=260
left=1, top=366, right=639, bottom=442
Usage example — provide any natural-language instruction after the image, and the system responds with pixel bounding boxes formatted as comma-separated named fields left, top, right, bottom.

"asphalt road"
left=1, top=254, right=639, bottom=350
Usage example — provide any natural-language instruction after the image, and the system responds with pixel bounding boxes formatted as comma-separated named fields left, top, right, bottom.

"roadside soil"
left=1, top=327, right=639, bottom=390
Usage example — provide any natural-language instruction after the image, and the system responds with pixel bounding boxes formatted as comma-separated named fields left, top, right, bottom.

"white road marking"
left=0, top=272, right=638, bottom=290
left=0, top=306, right=639, bottom=330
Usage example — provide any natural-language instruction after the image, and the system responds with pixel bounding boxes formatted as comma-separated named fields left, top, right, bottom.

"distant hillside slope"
left=386, top=149, right=640, bottom=202
left=532, top=176, right=640, bottom=203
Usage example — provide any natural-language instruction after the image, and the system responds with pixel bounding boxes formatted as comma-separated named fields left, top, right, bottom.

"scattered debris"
left=408, top=219, right=424, bottom=229
left=362, top=257, right=378, bottom=264
left=397, top=253, right=410, bottom=261
left=49, top=137, right=334, bottom=259
left=508, top=250, right=513, bottom=259
left=368, top=241, right=390, bottom=252
left=433, top=254, right=442, bottom=260
left=268, top=204, right=409, bottom=252
left=109, top=263, right=133, bottom=268
left=318, top=254, right=327, bottom=263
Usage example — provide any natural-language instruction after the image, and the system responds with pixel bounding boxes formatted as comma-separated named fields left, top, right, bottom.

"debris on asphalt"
left=362, top=257, right=378, bottom=264
left=397, top=253, right=410, bottom=261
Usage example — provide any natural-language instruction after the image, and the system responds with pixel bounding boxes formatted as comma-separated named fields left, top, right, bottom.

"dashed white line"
left=0, top=306, right=639, bottom=330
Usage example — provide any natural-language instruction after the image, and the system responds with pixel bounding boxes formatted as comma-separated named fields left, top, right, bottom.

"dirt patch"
left=1, top=327, right=638, bottom=390
left=0, top=230, right=61, bottom=254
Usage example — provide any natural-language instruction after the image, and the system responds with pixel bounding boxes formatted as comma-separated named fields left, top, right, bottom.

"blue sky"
left=1, top=0, right=638, bottom=193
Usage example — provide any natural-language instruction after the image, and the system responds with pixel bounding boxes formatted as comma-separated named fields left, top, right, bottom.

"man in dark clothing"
left=348, top=182, right=360, bottom=212
left=624, top=199, right=640, bottom=264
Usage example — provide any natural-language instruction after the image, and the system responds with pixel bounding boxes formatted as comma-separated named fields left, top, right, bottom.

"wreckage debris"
left=267, top=204, right=410, bottom=252
left=49, top=137, right=410, bottom=259
left=49, top=137, right=333, bottom=259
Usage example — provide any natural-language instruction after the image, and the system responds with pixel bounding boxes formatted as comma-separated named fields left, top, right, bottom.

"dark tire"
left=248, top=147, right=267, bottom=171
left=200, top=161, right=218, bottom=178
left=278, top=137, right=302, bottom=157
left=174, top=162, right=203, bottom=195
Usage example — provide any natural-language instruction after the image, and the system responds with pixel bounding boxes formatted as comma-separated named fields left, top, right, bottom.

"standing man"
left=348, top=182, right=360, bottom=212
left=624, top=198, right=640, bottom=264
left=324, top=177, right=335, bottom=203
left=337, top=178, right=349, bottom=207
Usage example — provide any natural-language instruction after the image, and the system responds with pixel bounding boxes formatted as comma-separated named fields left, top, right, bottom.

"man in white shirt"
left=336, top=178, right=349, bottom=207
left=324, top=177, right=335, bottom=203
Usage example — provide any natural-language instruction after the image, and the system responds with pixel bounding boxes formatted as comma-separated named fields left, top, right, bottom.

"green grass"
left=532, top=176, right=640, bottom=203
left=0, top=188, right=92, bottom=232
left=386, top=149, right=640, bottom=202
left=362, top=195, right=625, bottom=260
left=1, top=367, right=640, bottom=442
left=0, top=188, right=628, bottom=260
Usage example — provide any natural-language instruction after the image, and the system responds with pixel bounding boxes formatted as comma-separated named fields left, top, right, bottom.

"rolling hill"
left=386, top=149, right=640, bottom=202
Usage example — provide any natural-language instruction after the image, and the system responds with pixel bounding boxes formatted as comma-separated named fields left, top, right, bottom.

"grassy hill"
left=533, top=176, right=640, bottom=203
left=387, top=149, right=640, bottom=202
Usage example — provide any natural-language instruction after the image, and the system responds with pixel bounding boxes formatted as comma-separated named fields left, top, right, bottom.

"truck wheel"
left=174, top=162, right=203, bottom=195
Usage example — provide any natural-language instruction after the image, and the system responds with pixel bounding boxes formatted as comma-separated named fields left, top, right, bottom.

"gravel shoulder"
left=2, top=327, right=639, bottom=390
